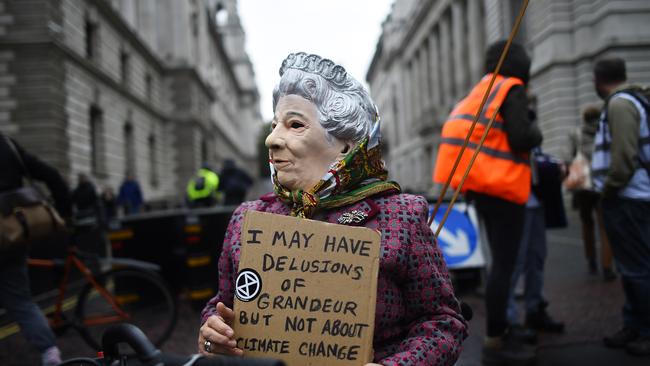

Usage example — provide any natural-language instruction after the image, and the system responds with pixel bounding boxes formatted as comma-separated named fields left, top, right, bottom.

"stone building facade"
left=0, top=0, right=262, bottom=205
left=367, top=0, right=650, bottom=194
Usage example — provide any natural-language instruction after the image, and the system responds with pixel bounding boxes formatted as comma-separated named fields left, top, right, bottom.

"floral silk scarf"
left=271, top=116, right=401, bottom=218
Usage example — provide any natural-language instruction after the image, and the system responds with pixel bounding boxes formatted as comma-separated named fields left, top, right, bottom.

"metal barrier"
left=107, top=206, right=237, bottom=308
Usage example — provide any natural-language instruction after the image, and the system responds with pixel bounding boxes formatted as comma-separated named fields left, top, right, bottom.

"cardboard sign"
left=233, top=210, right=381, bottom=366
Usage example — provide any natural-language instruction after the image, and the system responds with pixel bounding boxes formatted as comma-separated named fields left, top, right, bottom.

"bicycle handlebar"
left=102, top=324, right=162, bottom=365
left=95, top=324, right=285, bottom=366
left=158, top=354, right=286, bottom=366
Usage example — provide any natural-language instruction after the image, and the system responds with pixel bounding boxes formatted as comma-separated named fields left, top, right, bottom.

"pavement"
left=1, top=212, right=650, bottom=365
left=455, top=210, right=650, bottom=366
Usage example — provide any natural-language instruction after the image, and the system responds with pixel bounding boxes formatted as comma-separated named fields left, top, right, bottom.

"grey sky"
left=238, top=0, right=394, bottom=122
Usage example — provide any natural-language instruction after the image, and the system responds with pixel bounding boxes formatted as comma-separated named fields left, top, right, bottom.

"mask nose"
left=265, top=126, right=285, bottom=151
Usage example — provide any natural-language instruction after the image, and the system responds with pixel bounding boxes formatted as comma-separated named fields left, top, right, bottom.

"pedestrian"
left=71, top=173, right=101, bottom=224
left=100, top=186, right=118, bottom=220
left=566, top=105, right=615, bottom=280
left=198, top=51, right=467, bottom=365
left=591, top=57, right=650, bottom=356
left=219, top=159, right=253, bottom=205
left=433, top=40, right=542, bottom=366
left=0, top=132, right=71, bottom=366
left=507, top=147, right=565, bottom=337
left=186, top=163, right=220, bottom=208
left=117, top=173, right=143, bottom=215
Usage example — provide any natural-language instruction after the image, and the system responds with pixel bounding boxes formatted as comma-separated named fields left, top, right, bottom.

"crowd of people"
left=433, top=43, right=649, bottom=365
left=1, top=41, right=648, bottom=366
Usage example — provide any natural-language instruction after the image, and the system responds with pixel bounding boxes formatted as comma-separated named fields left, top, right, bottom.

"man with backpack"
left=0, top=132, right=71, bottom=365
left=591, top=57, right=650, bottom=356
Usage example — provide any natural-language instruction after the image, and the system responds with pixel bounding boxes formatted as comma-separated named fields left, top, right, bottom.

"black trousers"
left=470, top=191, right=526, bottom=337
left=601, top=197, right=650, bottom=335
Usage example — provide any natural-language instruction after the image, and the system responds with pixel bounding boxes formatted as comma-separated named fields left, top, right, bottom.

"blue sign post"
left=429, top=202, right=485, bottom=269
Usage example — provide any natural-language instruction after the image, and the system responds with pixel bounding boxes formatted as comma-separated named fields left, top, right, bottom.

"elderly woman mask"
left=199, top=52, right=467, bottom=366
left=267, top=52, right=400, bottom=218
left=267, top=95, right=348, bottom=192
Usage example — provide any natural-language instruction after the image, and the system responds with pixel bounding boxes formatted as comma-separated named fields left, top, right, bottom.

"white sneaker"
left=41, top=346, right=62, bottom=366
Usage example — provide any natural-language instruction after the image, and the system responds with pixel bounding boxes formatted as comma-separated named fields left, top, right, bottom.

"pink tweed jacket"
left=202, top=192, right=467, bottom=366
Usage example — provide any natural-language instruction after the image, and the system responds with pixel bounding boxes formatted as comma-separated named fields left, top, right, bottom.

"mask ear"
left=338, top=142, right=352, bottom=159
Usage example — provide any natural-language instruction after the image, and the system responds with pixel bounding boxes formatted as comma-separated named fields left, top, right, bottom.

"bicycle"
left=27, top=223, right=178, bottom=351
left=58, top=323, right=285, bottom=366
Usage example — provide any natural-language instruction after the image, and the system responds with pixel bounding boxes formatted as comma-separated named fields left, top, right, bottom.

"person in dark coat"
left=117, top=173, right=143, bottom=215
left=218, top=159, right=253, bottom=206
left=0, top=132, right=71, bottom=366
left=71, top=173, right=101, bottom=221
left=100, top=186, right=118, bottom=220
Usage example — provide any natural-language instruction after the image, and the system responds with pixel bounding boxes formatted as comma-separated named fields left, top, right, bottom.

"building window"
left=145, top=73, right=153, bottom=101
left=392, top=89, right=400, bottom=144
left=123, top=122, right=136, bottom=175
left=191, top=11, right=199, bottom=37
left=120, top=49, right=130, bottom=86
left=509, top=0, right=527, bottom=43
left=201, top=137, right=208, bottom=163
left=215, top=3, right=228, bottom=26
left=85, top=18, right=98, bottom=60
left=89, top=105, right=105, bottom=176
left=148, top=134, right=158, bottom=187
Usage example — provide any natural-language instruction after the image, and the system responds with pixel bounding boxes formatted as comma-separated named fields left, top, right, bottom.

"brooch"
left=337, top=210, right=368, bottom=225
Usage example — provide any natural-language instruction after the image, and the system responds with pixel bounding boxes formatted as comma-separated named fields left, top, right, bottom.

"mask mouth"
left=271, top=158, right=292, bottom=170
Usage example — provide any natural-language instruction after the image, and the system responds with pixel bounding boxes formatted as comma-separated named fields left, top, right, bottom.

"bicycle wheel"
left=75, top=268, right=177, bottom=350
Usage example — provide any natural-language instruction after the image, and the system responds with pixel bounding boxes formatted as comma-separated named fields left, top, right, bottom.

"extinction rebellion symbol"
left=235, top=268, right=262, bottom=302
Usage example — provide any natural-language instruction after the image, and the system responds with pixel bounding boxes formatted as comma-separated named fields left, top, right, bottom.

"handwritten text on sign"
left=233, top=211, right=381, bottom=366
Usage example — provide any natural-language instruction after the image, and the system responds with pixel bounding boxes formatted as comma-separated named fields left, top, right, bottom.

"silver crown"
left=279, top=52, right=348, bottom=86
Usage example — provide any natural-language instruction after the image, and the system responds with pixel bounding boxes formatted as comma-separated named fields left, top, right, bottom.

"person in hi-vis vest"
left=187, top=163, right=220, bottom=208
left=433, top=41, right=542, bottom=366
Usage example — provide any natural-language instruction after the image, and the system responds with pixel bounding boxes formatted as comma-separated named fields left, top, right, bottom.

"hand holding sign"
left=199, top=302, right=243, bottom=356
left=234, top=211, right=380, bottom=365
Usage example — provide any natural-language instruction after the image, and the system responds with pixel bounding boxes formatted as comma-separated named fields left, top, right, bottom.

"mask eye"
left=291, top=121, right=304, bottom=129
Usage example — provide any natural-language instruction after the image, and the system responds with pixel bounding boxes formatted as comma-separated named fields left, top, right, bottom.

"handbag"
left=563, top=151, right=592, bottom=190
left=0, top=136, right=65, bottom=252
left=563, top=127, right=592, bottom=191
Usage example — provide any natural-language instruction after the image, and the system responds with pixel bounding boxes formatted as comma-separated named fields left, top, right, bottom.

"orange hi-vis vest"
left=433, top=74, right=531, bottom=204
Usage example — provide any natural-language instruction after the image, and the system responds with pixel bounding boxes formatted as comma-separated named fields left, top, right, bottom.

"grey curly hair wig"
left=272, top=52, right=377, bottom=144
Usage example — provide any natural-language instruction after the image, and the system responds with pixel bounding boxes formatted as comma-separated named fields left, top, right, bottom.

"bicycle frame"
left=27, top=246, right=130, bottom=329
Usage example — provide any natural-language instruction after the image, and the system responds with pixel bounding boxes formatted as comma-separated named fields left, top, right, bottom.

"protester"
left=591, top=57, right=650, bottom=356
left=507, top=146, right=565, bottom=336
left=0, top=132, right=71, bottom=366
left=433, top=40, right=542, bottom=365
left=198, top=52, right=467, bottom=365
left=219, top=159, right=253, bottom=205
left=567, top=105, right=615, bottom=280
left=186, top=163, right=220, bottom=208
left=117, top=173, right=143, bottom=214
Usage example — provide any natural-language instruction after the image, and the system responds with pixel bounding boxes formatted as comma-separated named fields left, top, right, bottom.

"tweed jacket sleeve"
left=202, top=200, right=259, bottom=322
left=370, top=195, right=467, bottom=366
